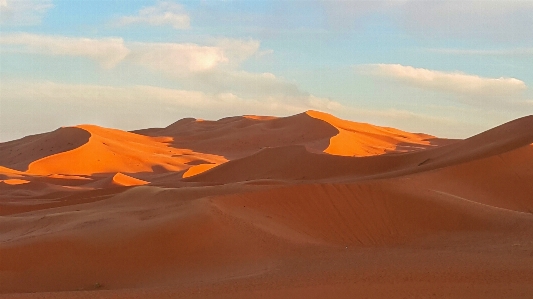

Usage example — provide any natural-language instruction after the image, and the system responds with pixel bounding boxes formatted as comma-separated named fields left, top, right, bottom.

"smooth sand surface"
left=1, top=111, right=533, bottom=298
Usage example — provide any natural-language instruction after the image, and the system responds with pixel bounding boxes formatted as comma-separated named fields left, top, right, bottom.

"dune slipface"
left=1, top=111, right=533, bottom=299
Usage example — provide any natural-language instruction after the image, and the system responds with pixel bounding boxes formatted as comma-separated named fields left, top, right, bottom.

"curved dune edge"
left=0, top=166, right=26, bottom=178
left=112, top=173, right=149, bottom=186
left=243, top=115, right=278, bottom=121
left=306, top=110, right=434, bottom=156
left=26, top=125, right=227, bottom=176
left=182, top=163, right=220, bottom=178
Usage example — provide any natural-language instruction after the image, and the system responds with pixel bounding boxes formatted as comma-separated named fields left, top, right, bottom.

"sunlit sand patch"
left=1, top=179, right=30, bottom=185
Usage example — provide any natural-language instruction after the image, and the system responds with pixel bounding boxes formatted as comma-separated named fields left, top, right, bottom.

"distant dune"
left=1, top=111, right=533, bottom=299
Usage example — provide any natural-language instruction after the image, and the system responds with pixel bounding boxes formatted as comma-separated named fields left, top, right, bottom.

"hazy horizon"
left=1, top=0, right=532, bottom=142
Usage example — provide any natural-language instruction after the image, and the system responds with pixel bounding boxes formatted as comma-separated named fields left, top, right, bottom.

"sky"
left=1, top=0, right=532, bottom=141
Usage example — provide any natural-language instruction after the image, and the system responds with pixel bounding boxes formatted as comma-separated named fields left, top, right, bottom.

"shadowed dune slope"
left=135, top=111, right=441, bottom=159
left=412, top=115, right=533, bottom=168
left=403, top=144, right=533, bottom=213
left=188, top=115, right=533, bottom=184
left=213, top=181, right=533, bottom=246
left=25, top=125, right=226, bottom=176
left=2, top=180, right=532, bottom=293
left=134, top=112, right=337, bottom=159
left=0, top=186, right=293, bottom=293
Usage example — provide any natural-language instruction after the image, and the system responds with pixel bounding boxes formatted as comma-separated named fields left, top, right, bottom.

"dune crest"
left=25, top=125, right=226, bottom=175
left=182, top=163, right=220, bottom=178
left=305, top=110, right=436, bottom=156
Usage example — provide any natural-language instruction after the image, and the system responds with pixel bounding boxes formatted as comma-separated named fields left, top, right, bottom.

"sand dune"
left=306, top=110, right=438, bottom=156
left=189, top=115, right=533, bottom=184
left=136, top=110, right=441, bottom=159
left=0, top=127, right=90, bottom=172
left=25, top=125, right=226, bottom=176
left=1, top=111, right=533, bottom=298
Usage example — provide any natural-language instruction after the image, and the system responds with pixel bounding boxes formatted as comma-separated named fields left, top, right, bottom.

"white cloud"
left=115, top=1, right=190, bottom=30
left=361, top=64, right=527, bottom=99
left=0, top=33, right=130, bottom=68
left=0, top=0, right=53, bottom=26
left=127, top=42, right=227, bottom=73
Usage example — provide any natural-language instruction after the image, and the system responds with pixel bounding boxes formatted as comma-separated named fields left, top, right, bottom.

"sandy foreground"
left=1, top=111, right=532, bottom=298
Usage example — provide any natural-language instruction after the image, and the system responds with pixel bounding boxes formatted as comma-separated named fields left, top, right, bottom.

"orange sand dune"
left=2, top=111, right=533, bottom=299
left=26, top=125, right=226, bottom=176
left=0, top=127, right=90, bottom=171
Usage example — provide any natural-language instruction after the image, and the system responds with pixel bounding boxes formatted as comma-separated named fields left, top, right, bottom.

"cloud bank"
left=361, top=64, right=527, bottom=101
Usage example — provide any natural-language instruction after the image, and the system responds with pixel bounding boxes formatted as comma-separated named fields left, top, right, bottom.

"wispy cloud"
left=0, top=0, right=53, bottom=26
left=425, top=48, right=533, bottom=56
left=114, top=1, right=190, bottom=30
left=0, top=33, right=130, bottom=68
left=360, top=64, right=527, bottom=100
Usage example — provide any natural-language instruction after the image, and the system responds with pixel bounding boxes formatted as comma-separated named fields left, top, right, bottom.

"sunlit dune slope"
left=25, top=125, right=226, bottom=176
left=305, top=110, right=439, bottom=156
left=136, top=111, right=440, bottom=159
left=0, top=127, right=90, bottom=171
left=0, top=166, right=26, bottom=180
left=0, top=179, right=30, bottom=185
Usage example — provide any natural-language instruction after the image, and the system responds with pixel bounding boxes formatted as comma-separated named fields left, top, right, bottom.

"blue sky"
left=1, top=0, right=532, bottom=141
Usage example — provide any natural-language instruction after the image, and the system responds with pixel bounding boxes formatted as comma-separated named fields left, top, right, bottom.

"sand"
left=1, top=111, right=532, bottom=298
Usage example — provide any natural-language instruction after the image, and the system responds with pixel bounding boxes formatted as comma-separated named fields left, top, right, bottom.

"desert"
left=1, top=110, right=532, bottom=298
